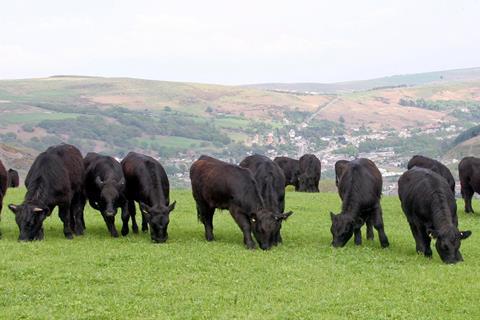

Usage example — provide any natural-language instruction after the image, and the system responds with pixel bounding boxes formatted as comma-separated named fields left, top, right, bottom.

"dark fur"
left=298, top=154, right=321, bottom=192
left=84, top=152, right=126, bottom=237
left=121, top=152, right=176, bottom=243
left=190, top=155, right=292, bottom=250
left=0, top=160, right=8, bottom=238
left=8, top=144, right=86, bottom=241
left=458, top=156, right=480, bottom=213
left=7, top=169, right=19, bottom=188
left=239, top=154, right=290, bottom=245
left=273, top=156, right=301, bottom=190
left=330, top=158, right=389, bottom=248
left=398, top=167, right=471, bottom=264
left=407, top=155, right=455, bottom=193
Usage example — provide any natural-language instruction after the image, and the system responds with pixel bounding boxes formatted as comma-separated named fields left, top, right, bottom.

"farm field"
left=0, top=188, right=479, bottom=319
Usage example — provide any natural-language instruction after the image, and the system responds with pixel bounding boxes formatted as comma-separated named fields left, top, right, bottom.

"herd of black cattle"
left=0, top=144, right=478, bottom=263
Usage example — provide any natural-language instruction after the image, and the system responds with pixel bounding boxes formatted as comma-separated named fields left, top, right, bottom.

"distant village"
left=166, top=118, right=466, bottom=195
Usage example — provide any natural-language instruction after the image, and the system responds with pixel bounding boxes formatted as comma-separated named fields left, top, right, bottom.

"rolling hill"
left=1, top=67, right=480, bottom=182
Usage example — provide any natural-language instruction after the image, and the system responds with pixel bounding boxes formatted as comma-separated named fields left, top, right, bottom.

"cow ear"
left=460, top=230, right=472, bottom=240
left=275, top=211, right=293, bottom=221
left=95, top=176, right=105, bottom=186
left=8, top=204, right=18, bottom=214
left=139, top=202, right=150, bottom=213
left=168, top=201, right=176, bottom=213
left=33, top=207, right=50, bottom=216
left=117, top=177, right=125, bottom=186
left=427, top=229, right=438, bottom=239
left=330, top=212, right=336, bottom=221
left=354, top=217, right=364, bottom=228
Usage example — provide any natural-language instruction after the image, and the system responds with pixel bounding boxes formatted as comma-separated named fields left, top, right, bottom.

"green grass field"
left=0, top=188, right=479, bottom=319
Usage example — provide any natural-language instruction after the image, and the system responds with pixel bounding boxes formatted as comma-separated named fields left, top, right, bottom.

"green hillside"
left=246, top=67, right=480, bottom=93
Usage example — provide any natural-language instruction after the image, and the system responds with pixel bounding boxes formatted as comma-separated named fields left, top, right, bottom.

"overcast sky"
left=1, top=0, right=479, bottom=84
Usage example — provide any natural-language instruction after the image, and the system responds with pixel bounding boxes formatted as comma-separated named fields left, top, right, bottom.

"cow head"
left=250, top=209, right=293, bottom=250
left=8, top=204, right=50, bottom=241
left=330, top=212, right=363, bottom=247
left=430, top=228, right=472, bottom=264
left=298, top=174, right=318, bottom=192
left=140, top=201, right=176, bottom=243
left=96, top=176, right=125, bottom=216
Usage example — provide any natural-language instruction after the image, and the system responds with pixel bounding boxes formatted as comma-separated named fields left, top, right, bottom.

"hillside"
left=1, top=68, right=480, bottom=185
left=246, top=67, right=480, bottom=94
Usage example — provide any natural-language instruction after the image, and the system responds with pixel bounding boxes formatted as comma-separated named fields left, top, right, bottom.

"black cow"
left=0, top=160, right=8, bottom=238
left=335, top=160, right=349, bottom=187
left=239, top=154, right=289, bottom=245
left=190, top=155, right=292, bottom=250
left=298, top=154, right=321, bottom=192
left=8, top=144, right=86, bottom=240
left=273, top=156, right=300, bottom=190
left=398, top=167, right=471, bottom=264
left=330, top=158, right=389, bottom=248
left=407, top=155, right=455, bottom=193
left=121, top=152, right=176, bottom=243
left=84, top=152, right=126, bottom=237
left=458, top=156, right=480, bottom=213
left=7, top=169, right=19, bottom=188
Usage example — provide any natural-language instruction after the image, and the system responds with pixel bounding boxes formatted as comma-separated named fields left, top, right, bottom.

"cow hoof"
left=132, top=227, right=139, bottom=234
left=381, top=242, right=390, bottom=248
left=111, top=232, right=119, bottom=238
left=121, top=229, right=129, bottom=236
left=65, top=234, right=74, bottom=240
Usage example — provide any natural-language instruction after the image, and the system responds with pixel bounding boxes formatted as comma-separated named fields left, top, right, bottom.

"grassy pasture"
left=0, top=188, right=479, bottom=319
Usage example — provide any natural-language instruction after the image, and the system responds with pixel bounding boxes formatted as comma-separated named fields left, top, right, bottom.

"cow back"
left=407, top=155, right=455, bottom=193
left=191, top=155, right=263, bottom=212
left=240, top=155, right=285, bottom=213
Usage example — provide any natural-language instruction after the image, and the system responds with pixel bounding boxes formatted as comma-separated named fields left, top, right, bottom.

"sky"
left=1, top=0, right=479, bottom=84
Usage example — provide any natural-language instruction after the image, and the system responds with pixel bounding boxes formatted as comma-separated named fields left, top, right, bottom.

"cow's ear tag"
left=251, top=218, right=256, bottom=223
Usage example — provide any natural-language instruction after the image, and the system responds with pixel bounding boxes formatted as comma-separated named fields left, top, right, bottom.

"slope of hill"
left=246, top=67, right=480, bottom=94
left=1, top=68, right=480, bottom=183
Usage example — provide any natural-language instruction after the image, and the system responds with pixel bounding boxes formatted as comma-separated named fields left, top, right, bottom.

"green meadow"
left=0, top=188, right=479, bottom=319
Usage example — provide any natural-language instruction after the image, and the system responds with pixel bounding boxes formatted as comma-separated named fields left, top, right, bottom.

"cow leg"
left=462, top=185, right=474, bottom=213
left=408, top=222, right=426, bottom=254
left=230, top=210, right=256, bottom=249
left=103, top=215, right=119, bottom=237
left=354, top=228, right=362, bottom=245
left=372, top=206, right=389, bottom=248
left=59, top=204, right=74, bottom=239
left=366, top=217, right=374, bottom=240
left=419, top=227, right=433, bottom=258
left=121, top=202, right=130, bottom=236
left=71, top=192, right=86, bottom=236
left=196, top=203, right=215, bottom=241
left=274, top=230, right=283, bottom=245
left=127, top=200, right=139, bottom=234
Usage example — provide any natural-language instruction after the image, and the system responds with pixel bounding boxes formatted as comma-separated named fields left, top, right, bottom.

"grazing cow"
left=334, top=160, right=349, bottom=187
left=330, top=158, right=389, bottom=248
left=7, top=169, right=19, bottom=188
left=190, top=155, right=292, bottom=250
left=273, top=156, right=301, bottom=190
left=84, top=152, right=126, bottom=237
left=239, top=154, right=289, bottom=245
left=8, top=144, right=86, bottom=240
left=407, top=155, right=455, bottom=193
left=298, top=154, right=321, bottom=192
left=121, top=152, right=176, bottom=243
left=458, top=156, right=480, bottom=213
left=0, top=160, right=7, bottom=238
left=398, top=167, right=471, bottom=263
